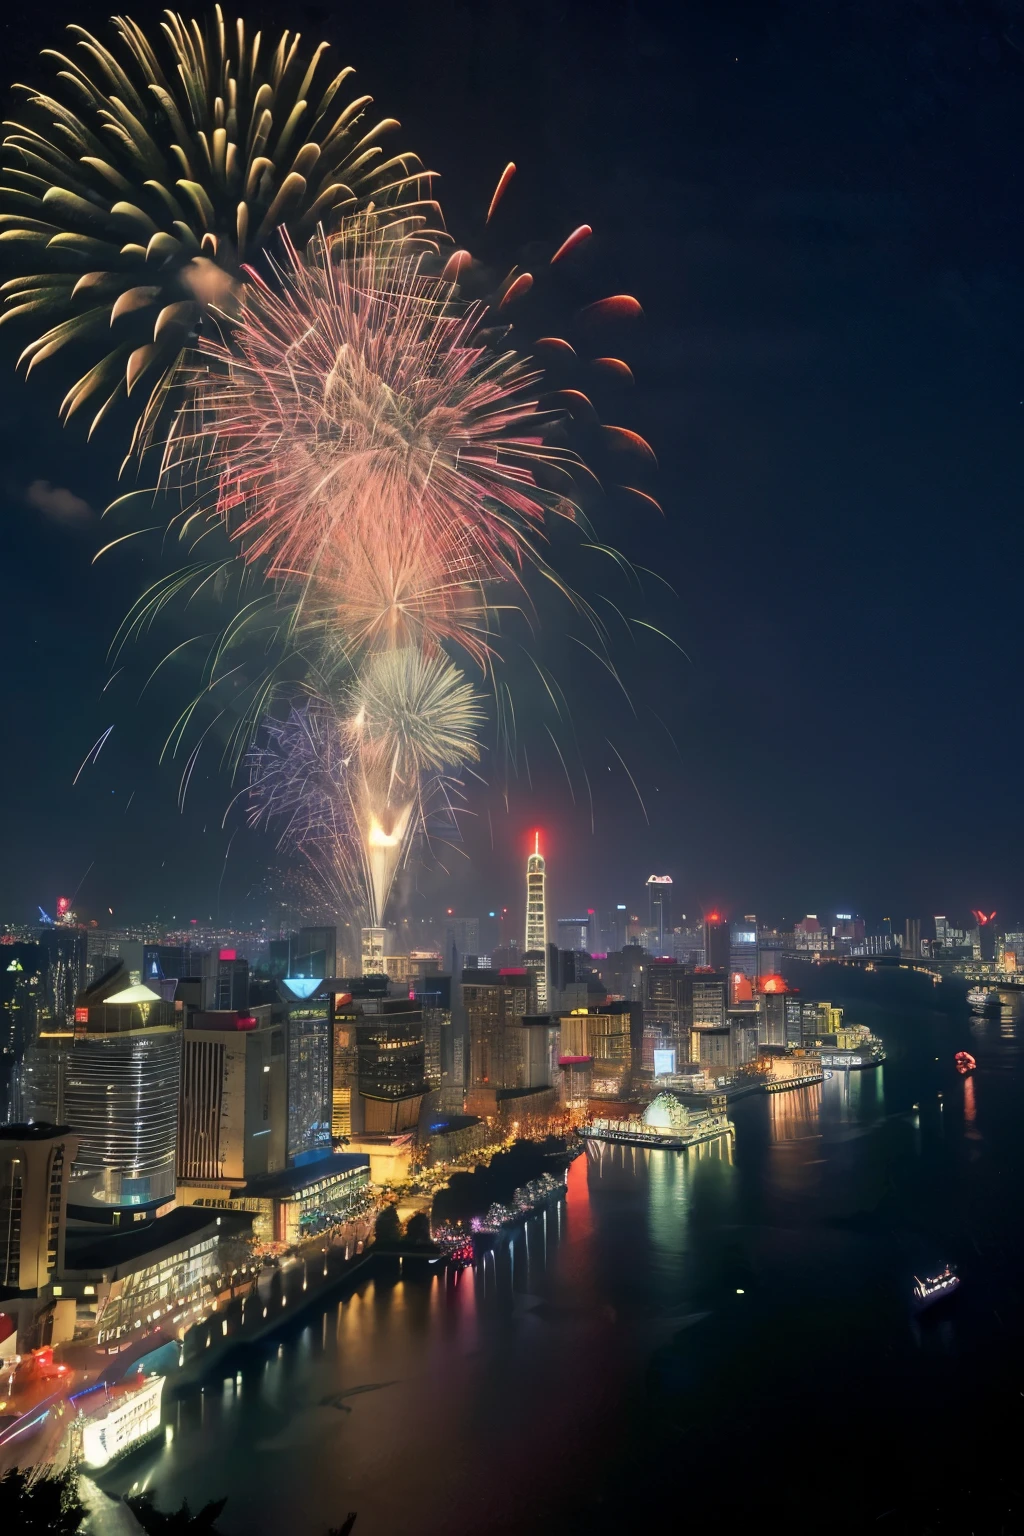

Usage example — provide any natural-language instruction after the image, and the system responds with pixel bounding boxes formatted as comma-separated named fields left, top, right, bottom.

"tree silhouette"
left=0, top=1465, right=84, bottom=1536
left=125, top=1491, right=228, bottom=1533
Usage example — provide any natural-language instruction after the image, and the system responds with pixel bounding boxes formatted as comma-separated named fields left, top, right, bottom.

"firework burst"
left=0, top=7, right=436, bottom=441
left=168, top=223, right=582, bottom=672
left=249, top=650, right=482, bottom=925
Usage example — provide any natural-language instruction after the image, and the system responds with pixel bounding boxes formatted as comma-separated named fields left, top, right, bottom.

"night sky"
left=3, top=0, right=1024, bottom=929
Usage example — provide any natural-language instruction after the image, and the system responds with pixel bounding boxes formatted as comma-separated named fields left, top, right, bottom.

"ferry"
left=966, top=986, right=994, bottom=1010
left=912, top=1266, right=960, bottom=1314
left=818, top=1036, right=885, bottom=1071
left=580, top=1091, right=734, bottom=1151
left=80, top=1374, right=165, bottom=1468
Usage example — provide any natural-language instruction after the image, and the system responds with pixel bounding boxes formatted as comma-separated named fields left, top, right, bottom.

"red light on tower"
left=56, top=896, right=69, bottom=918
left=971, top=910, right=996, bottom=926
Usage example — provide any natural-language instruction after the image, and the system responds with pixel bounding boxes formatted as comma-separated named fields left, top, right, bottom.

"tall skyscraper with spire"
left=525, top=833, right=548, bottom=1009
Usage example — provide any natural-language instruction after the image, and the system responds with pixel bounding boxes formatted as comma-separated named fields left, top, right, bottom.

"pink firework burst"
left=177, top=222, right=581, bottom=671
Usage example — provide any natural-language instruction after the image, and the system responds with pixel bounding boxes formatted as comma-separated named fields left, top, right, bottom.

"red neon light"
left=74, top=1007, right=89, bottom=1024
left=500, top=967, right=529, bottom=977
left=219, top=948, right=237, bottom=961
left=558, top=1055, right=593, bottom=1066
left=971, top=910, right=996, bottom=926
left=235, top=1015, right=257, bottom=1030
left=759, top=974, right=788, bottom=994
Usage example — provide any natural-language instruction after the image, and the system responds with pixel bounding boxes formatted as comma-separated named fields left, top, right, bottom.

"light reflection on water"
left=103, top=982, right=1024, bottom=1534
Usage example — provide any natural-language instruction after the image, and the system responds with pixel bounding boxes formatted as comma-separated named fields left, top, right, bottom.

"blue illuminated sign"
left=283, top=976, right=320, bottom=998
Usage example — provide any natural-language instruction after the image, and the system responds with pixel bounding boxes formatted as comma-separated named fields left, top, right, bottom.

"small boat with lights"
left=580, top=1092, right=734, bottom=1151
left=966, top=986, right=994, bottom=1010
left=912, top=1265, right=960, bottom=1313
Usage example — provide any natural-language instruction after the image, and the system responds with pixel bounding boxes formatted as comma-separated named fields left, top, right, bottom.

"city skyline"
left=1, top=5, right=1022, bottom=1529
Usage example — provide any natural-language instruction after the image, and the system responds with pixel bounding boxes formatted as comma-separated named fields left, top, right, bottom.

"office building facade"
left=0, top=1121, right=78, bottom=1292
left=646, top=876, right=673, bottom=954
left=177, top=1010, right=286, bottom=1185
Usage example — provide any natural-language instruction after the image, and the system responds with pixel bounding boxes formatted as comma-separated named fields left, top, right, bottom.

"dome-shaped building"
left=641, top=1093, right=690, bottom=1135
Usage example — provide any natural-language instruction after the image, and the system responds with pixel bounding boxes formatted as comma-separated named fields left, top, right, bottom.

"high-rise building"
left=729, top=918, right=759, bottom=980
left=0, top=1121, right=78, bottom=1292
left=591, top=945, right=647, bottom=1004
left=279, top=982, right=333, bottom=1165
left=415, top=973, right=451, bottom=1090
left=200, top=949, right=249, bottom=1011
left=557, top=916, right=595, bottom=953
left=557, top=1002, right=638, bottom=1095
left=646, top=876, right=673, bottom=954
left=292, top=926, right=338, bottom=981
left=599, top=906, right=629, bottom=953
left=329, top=989, right=360, bottom=1140
left=177, top=1009, right=286, bottom=1185
left=903, top=918, right=922, bottom=960
left=525, top=835, right=548, bottom=1007
left=24, top=967, right=181, bottom=1207
left=0, top=944, right=45, bottom=1123
left=464, top=968, right=533, bottom=1091
left=645, top=960, right=691, bottom=1038
left=37, top=926, right=86, bottom=1029
left=356, top=997, right=428, bottom=1133
left=702, top=913, right=730, bottom=972
left=443, top=917, right=480, bottom=965
left=971, top=910, right=997, bottom=962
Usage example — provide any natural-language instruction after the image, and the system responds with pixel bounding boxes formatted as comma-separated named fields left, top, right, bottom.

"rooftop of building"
left=240, top=1152, right=370, bottom=1201
left=63, top=1205, right=251, bottom=1276
left=0, top=1121, right=72, bottom=1141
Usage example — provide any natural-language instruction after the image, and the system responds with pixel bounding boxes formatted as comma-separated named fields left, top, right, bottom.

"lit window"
left=83, top=1284, right=95, bottom=1296
left=52, top=1285, right=63, bottom=1296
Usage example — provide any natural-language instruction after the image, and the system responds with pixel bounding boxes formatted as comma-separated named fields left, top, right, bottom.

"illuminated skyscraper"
left=525, top=833, right=548, bottom=1008
left=703, top=911, right=730, bottom=971
left=646, top=876, right=673, bottom=954
left=24, top=967, right=181, bottom=1206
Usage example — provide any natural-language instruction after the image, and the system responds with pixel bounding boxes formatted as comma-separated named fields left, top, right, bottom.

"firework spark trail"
left=250, top=650, right=483, bottom=925
left=72, top=724, right=114, bottom=785
left=0, top=7, right=437, bottom=442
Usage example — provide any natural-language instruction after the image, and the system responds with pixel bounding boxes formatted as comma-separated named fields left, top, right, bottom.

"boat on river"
left=912, top=1265, right=960, bottom=1313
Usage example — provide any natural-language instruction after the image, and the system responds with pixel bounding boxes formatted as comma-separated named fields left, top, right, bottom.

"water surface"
left=106, top=974, right=1024, bottom=1534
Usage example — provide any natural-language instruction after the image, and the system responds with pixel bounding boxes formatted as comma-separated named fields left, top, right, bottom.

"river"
left=100, top=970, right=1024, bottom=1535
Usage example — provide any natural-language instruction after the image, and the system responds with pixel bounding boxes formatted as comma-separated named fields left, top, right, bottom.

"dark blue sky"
left=3, top=0, right=1024, bottom=929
